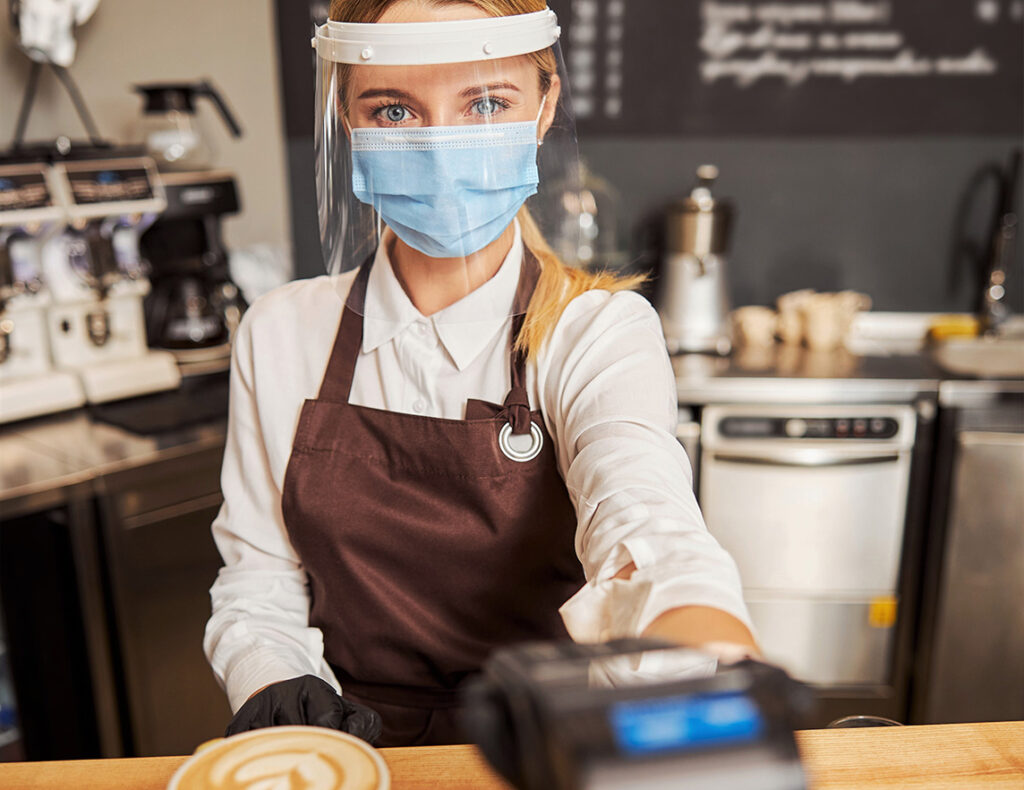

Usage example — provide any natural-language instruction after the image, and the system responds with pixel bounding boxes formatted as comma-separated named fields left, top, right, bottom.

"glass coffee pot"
left=133, top=81, right=242, bottom=171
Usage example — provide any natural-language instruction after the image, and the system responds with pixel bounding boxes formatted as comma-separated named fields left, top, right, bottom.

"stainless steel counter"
left=938, top=379, right=1024, bottom=409
left=0, top=411, right=226, bottom=519
left=674, top=347, right=945, bottom=405
left=0, top=433, right=92, bottom=518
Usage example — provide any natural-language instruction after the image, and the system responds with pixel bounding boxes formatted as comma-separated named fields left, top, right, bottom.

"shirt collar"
left=361, top=223, right=524, bottom=371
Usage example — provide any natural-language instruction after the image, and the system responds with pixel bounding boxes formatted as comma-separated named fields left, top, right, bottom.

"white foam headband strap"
left=313, top=8, right=560, bottom=65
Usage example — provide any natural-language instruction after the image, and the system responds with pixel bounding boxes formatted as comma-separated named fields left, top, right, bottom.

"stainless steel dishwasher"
left=698, top=404, right=917, bottom=692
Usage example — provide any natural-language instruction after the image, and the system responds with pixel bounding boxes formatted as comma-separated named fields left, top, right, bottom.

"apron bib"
left=281, top=251, right=583, bottom=746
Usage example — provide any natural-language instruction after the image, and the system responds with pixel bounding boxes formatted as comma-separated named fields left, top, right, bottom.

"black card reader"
left=462, top=639, right=815, bottom=790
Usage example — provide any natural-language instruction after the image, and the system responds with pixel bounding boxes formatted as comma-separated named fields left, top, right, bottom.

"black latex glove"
left=225, top=674, right=382, bottom=744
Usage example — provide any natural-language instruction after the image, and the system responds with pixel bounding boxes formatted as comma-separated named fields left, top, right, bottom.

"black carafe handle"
left=198, top=81, right=243, bottom=138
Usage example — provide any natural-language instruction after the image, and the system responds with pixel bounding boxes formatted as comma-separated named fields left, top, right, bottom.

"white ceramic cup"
left=775, top=289, right=815, bottom=345
left=731, top=306, right=778, bottom=347
left=802, top=293, right=846, bottom=351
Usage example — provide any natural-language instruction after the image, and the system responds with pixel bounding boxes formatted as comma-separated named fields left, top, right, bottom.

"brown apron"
left=280, top=251, right=584, bottom=747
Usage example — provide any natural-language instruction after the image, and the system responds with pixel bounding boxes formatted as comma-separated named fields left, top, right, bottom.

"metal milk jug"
left=659, top=165, right=733, bottom=355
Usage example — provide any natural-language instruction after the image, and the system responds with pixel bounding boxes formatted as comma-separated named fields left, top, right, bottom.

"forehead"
left=376, top=0, right=493, bottom=23
left=349, top=55, right=536, bottom=93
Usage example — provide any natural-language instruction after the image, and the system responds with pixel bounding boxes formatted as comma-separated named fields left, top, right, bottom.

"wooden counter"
left=0, top=722, right=1021, bottom=789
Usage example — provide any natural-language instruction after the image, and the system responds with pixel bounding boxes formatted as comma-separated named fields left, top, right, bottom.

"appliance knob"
left=785, top=418, right=807, bottom=438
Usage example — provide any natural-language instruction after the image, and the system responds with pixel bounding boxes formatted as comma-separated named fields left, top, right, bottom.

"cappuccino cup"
left=167, top=726, right=390, bottom=790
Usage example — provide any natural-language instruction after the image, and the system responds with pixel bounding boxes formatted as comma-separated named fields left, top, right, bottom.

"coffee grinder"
left=0, top=162, right=85, bottom=423
left=659, top=165, right=734, bottom=355
left=42, top=156, right=181, bottom=402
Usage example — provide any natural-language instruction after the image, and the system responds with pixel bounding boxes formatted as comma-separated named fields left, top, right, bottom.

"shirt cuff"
left=221, top=648, right=323, bottom=714
left=559, top=561, right=754, bottom=646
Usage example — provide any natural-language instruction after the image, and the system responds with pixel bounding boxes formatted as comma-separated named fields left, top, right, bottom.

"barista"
left=204, top=0, right=757, bottom=748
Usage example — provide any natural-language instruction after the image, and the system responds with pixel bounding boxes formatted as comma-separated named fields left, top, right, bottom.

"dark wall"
left=580, top=136, right=1024, bottom=312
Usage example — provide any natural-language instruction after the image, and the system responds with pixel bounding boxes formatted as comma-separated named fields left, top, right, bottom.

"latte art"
left=168, top=727, right=389, bottom=790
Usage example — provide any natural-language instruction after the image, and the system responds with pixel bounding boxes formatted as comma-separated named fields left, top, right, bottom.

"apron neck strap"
left=317, top=260, right=371, bottom=402
left=318, top=246, right=542, bottom=408
left=504, top=249, right=540, bottom=434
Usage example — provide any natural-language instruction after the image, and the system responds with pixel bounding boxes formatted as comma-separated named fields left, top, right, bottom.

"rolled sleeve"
left=537, top=290, right=752, bottom=644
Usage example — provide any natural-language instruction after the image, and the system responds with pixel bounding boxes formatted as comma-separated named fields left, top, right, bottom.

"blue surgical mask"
left=349, top=110, right=543, bottom=259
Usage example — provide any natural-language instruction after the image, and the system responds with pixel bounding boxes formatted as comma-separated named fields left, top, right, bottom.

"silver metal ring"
left=499, top=421, right=544, bottom=463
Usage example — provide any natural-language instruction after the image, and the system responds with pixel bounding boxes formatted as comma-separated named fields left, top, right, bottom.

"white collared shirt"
left=204, top=225, right=751, bottom=712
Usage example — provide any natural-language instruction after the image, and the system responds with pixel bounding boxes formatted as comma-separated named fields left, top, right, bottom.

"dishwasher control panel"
left=719, top=416, right=901, bottom=440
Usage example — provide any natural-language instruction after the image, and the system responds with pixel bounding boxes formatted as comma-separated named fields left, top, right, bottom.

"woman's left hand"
left=225, top=675, right=382, bottom=744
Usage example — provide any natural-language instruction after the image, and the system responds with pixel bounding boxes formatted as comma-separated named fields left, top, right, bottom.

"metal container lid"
left=666, top=165, right=734, bottom=257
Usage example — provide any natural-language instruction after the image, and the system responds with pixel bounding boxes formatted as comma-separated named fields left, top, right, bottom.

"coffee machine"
left=139, top=169, right=245, bottom=374
left=0, top=162, right=85, bottom=423
left=130, top=82, right=246, bottom=374
left=659, top=165, right=734, bottom=355
left=42, top=156, right=181, bottom=402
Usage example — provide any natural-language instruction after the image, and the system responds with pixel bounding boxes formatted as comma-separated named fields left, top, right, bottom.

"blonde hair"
left=330, top=0, right=646, bottom=359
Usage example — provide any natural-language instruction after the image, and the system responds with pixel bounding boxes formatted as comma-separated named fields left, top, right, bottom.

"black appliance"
left=140, top=170, right=246, bottom=362
left=464, top=639, right=814, bottom=790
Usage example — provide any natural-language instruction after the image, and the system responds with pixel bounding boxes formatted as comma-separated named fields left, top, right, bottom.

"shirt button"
left=415, top=322, right=428, bottom=336
left=412, top=399, right=426, bottom=413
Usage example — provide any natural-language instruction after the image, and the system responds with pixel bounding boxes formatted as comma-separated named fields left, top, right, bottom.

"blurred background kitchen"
left=0, top=0, right=1021, bottom=763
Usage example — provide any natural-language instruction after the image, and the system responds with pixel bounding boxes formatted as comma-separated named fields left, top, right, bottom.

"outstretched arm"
left=536, top=288, right=757, bottom=658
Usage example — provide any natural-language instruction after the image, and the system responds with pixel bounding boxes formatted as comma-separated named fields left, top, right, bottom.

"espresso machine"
left=41, top=156, right=181, bottom=403
left=659, top=165, right=734, bottom=355
left=0, top=162, right=85, bottom=423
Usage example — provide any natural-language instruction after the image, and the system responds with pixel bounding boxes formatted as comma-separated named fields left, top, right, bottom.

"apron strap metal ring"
left=499, top=420, right=544, bottom=462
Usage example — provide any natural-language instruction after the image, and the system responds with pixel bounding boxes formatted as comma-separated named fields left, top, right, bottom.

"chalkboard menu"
left=553, top=0, right=1023, bottom=135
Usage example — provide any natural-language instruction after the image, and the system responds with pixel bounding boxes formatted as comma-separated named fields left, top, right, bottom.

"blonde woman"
left=205, top=0, right=757, bottom=747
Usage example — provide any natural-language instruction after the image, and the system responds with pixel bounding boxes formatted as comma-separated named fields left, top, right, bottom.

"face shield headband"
left=313, top=9, right=560, bottom=67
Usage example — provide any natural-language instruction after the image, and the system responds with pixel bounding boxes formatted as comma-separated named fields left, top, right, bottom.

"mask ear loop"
left=341, top=114, right=386, bottom=241
left=535, top=92, right=549, bottom=147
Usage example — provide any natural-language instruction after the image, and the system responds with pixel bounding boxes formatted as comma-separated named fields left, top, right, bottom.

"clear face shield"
left=313, top=6, right=581, bottom=320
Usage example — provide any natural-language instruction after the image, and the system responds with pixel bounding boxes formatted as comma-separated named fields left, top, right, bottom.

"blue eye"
left=380, top=104, right=408, bottom=123
left=473, top=98, right=502, bottom=116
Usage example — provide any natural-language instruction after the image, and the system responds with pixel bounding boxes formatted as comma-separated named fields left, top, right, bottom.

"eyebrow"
left=356, top=88, right=417, bottom=101
left=459, top=81, right=521, bottom=97
left=356, top=82, right=522, bottom=102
